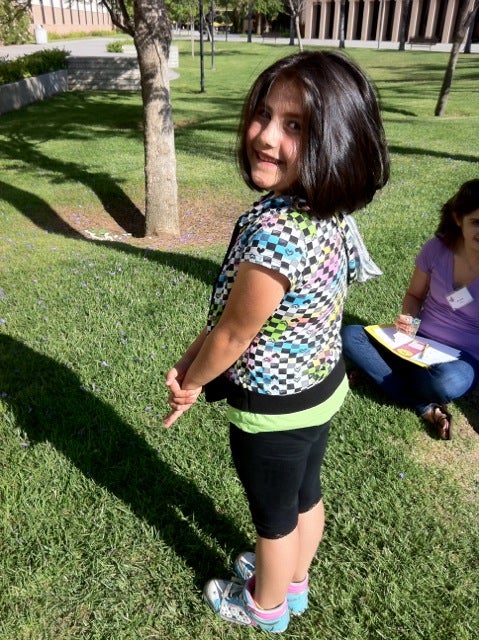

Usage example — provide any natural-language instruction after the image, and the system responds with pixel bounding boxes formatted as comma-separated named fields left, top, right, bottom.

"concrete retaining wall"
left=67, top=56, right=141, bottom=91
left=67, top=46, right=179, bottom=90
left=0, top=45, right=179, bottom=114
left=0, top=69, right=68, bottom=115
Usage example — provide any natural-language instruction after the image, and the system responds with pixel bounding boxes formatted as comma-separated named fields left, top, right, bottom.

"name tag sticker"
left=446, top=286, right=474, bottom=310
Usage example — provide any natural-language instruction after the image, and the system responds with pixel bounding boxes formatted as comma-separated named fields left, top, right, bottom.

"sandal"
left=422, top=404, right=453, bottom=440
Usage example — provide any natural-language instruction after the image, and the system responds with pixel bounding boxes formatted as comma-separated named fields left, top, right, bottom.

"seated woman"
left=342, top=179, right=479, bottom=439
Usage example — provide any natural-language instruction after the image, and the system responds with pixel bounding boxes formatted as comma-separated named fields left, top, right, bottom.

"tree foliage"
left=164, top=0, right=197, bottom=26
left=0, top=0, right=31, bottom=45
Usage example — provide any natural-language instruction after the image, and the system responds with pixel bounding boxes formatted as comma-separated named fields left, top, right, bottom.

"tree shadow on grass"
left=0, top=179, right=86, bottom=240
left=0, top=333, right=248, bottom=587
left=0, top=178, right=223, bottom=285
left=456, top=391, right=479, bottom=436
left=0, top=132, right=146, bottom=238
left=388, top=144, right=478, bottom=163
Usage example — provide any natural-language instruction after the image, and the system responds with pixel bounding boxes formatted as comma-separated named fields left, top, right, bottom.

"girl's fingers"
left=163, top=407, right=187, bottom=429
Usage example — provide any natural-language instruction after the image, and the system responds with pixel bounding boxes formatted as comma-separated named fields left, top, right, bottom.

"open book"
left=364, top=324, right=460, bottom=367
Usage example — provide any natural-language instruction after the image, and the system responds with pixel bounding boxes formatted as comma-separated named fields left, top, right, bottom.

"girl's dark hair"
left=237, top=50, right=390, bottom=217
left=436, top=179, right=479, bottom=248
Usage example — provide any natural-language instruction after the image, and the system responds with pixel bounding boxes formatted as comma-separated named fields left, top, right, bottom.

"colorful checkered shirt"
left=207, top=194, right=356, bottom=396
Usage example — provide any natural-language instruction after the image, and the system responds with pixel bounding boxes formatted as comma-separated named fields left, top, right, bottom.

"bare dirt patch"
left=58, top=195, right=246, bottom=253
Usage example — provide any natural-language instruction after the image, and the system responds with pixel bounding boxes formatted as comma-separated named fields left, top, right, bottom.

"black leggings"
left=229, top=422, right=330, bottom=539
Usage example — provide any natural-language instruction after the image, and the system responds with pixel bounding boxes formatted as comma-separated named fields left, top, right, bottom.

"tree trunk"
left=398, top=0, right=413, bottom=51
left=289, top=13, right=295, bottom=45
left=339, top=0, right=346, bottom=48
left=465, top=2, right=478, bottom=52
left=294, top=14, right=303, bottom=51
left=435, top=0, right=479, bottom=117
left=247, top=2, right=253, bottom=43
left=287, top=1, right=304, bottom=51
left=133, top=0, right=179, bottom=236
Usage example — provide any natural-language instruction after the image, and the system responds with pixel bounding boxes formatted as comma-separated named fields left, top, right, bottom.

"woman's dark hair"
left=436, top=179, right=479, bottom=248
left=237, top=50, right=390, bottom=217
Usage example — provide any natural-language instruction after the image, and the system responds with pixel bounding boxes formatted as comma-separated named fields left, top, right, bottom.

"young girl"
left=164, top=51, right=389, bottom=632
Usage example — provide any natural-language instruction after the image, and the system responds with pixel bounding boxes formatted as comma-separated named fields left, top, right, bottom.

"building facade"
left=29, top=0, right=114, bottom=36
left=303, top=0, right=479, bottom=44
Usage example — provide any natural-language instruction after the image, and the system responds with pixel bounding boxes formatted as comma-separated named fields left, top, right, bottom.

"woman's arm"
left=395, top=266, right=430, bottom=334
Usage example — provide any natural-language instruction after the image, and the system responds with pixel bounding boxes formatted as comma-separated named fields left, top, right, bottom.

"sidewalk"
left=1, top=35, right=477, bottom=60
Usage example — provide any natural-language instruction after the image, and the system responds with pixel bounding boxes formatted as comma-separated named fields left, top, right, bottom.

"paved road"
left=0, top=37, right=133, bottom=59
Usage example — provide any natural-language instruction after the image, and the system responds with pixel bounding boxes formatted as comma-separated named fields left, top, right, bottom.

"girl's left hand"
left=163, top=367, right=202, bottom=428
left=163, top=406, right=190, bottom=429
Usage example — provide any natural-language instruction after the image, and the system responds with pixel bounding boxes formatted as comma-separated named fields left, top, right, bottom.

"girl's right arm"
left=164, top=262, right=289, bottom=428
left=167, top=327, right=209, bottom=385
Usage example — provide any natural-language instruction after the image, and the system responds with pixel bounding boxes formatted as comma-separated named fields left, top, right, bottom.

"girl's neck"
left=454, top=239, right=479, bottom=288
left=456, top=239, right=479, bottom=266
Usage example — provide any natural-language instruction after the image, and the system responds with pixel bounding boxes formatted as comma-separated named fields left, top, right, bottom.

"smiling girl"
left=164, top=51, right=389, bottom=632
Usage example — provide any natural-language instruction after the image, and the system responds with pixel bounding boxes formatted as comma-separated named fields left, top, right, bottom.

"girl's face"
left=456, top=208, right=479, bottom=253
left=246, top=80, right=304, bottom=195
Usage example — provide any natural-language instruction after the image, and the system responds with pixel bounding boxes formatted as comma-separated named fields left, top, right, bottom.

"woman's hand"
left=394, top=314, right=419, bottom=336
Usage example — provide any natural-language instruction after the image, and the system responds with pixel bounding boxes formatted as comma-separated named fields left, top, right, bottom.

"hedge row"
left=0, top=48, right=69, bottom=86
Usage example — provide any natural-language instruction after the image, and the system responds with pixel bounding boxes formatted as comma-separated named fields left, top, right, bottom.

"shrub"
left=48, top=30, right=118, bottom=41
left=0, top=48, right=69, bottom=85
left=107, top=41, right=124, bottom=53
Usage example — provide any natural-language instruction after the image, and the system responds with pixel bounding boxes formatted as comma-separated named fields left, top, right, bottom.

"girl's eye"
left=288, top=120, right=301, bottom=131
left=257, top=107, right=270, bottom=120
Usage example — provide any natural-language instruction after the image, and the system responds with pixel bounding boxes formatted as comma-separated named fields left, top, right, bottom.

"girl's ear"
left=452, top=211, right=461, bottom=227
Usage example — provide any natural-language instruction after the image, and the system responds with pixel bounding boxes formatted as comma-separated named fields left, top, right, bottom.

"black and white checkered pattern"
left=207, top=194, right=353, bottom=395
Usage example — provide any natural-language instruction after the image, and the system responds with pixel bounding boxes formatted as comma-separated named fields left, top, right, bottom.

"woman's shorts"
left=229, top=421, right=330, bottom=539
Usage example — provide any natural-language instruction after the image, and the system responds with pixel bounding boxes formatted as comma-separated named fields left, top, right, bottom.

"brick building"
left=303, top=0, right=479, bottom=45
left=29, top=0, right=114, bottom=36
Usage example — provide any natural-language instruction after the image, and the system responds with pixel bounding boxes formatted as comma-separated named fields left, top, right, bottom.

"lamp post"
left=210, top=0, right=215, bottom=70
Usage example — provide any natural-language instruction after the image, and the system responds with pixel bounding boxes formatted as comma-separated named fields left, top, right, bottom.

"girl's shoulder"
left=246, top=194, right=331, bottom=237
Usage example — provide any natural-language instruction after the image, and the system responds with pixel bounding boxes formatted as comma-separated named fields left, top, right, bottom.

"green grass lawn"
left=0, top=41, right=478, bottom=639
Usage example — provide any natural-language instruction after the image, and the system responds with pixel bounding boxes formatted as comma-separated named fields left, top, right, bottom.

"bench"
left=408, top=36, right=438, bottom=50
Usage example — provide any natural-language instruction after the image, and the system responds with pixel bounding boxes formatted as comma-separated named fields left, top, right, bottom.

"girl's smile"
left=246, top=80, right=303, bottom=195
left=456, top=208, right=479, bottom=255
